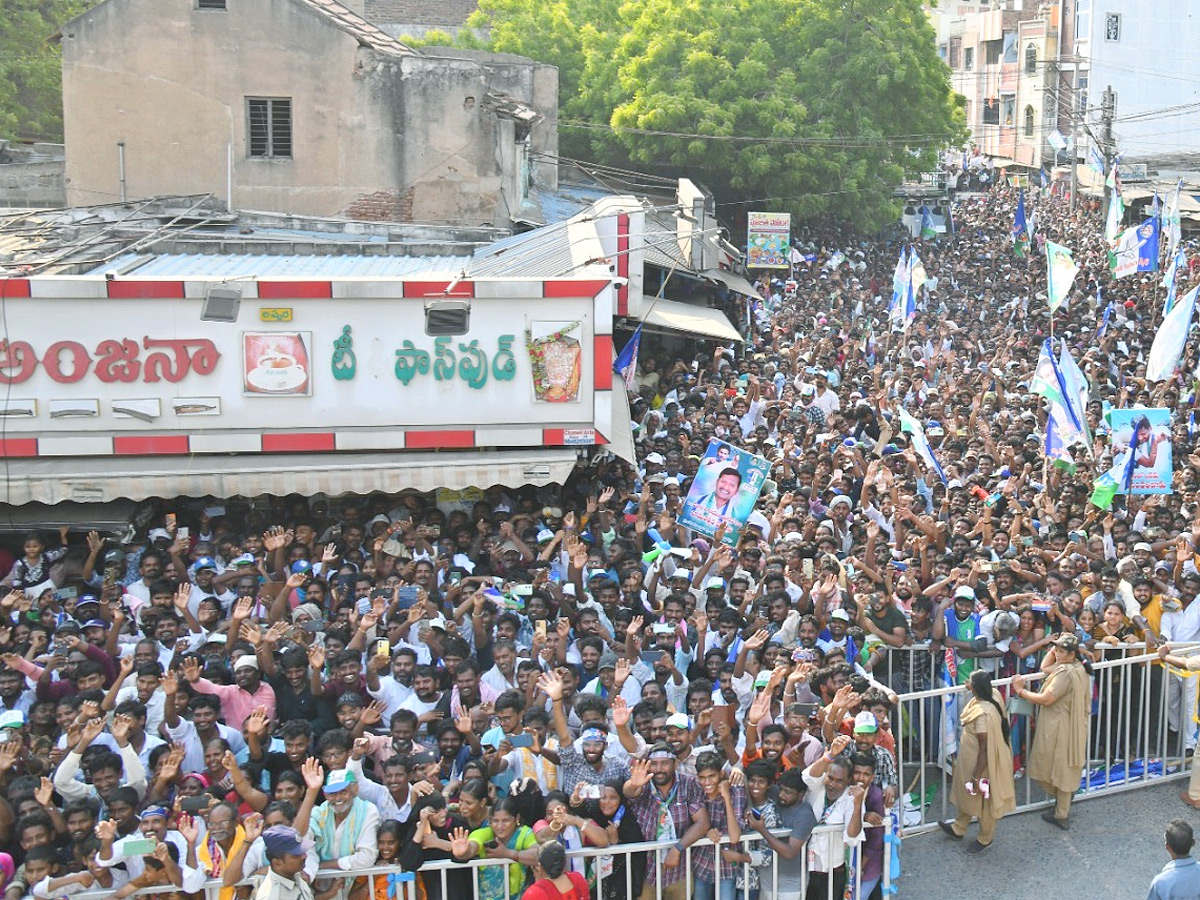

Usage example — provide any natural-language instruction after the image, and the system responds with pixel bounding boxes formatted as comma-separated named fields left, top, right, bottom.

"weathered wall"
left=60, top=0, right=558, bottom=226
left=393, top=48, right=558, bottom=225
left=61, top=0, right=402, bottom=216
left=0, top=162, right=66, bottom=209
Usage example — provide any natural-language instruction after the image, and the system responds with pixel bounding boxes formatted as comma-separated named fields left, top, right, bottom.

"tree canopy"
left=0, top=0, right=93, bottom=142
left=441, top=0, right=964, bottom=230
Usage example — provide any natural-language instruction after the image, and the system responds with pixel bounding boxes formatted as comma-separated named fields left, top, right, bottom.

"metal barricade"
left=891, top=643, right=1194, bottom=835
left=69, top=818, right=894, bottom=900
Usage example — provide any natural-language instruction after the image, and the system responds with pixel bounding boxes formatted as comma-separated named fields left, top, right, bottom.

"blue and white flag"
left=890, top=248, right=910, bottom=332
left=920, top=206, right=937, bottom=240
left=1166, top=178, right=1184, bottom=257
left=1030, top=338, right=1087, bottom=453
left=1089, top=145, right=1106, bottom=174
left=1058, top=340, right=1093, bottom=454
left=1097, top=289, right=1113, bottom=337
left=1164, top=246, right=1186, bottom=314
left=1146, top=284, right=1199, bottom=382
left=898, top=408, right=946, bottom=484
left=613, top=325, right=642, bottom=391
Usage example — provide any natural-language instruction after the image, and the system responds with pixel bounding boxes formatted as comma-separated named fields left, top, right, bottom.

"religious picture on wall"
left=526, top=320, right=582, bottom=403
left=243, top=332, right=312, bottom=396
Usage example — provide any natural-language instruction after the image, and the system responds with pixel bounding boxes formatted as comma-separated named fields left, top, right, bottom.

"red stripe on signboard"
left=594, top=336, right=613, bottom=390
left=406, top=430, right=475, bottom=449
left=113, top=435, right=190, bottom=455
left=257, top=282, right=332, bottom=299
left=262, top=432, right=336, bottom=452
left=543, top=429, right=565, bottom=445
left=543, top=280, right=609, bottom=299
left=0, top=438, right=38, bottom=457
left=402, top=282, right=475, bottom=299
left=107, top=281, right=186, bottom=299
left=0, top=280, right=31, bottom=298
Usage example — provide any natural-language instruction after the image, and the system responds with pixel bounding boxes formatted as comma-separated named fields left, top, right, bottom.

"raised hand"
left=611, top=696, right=631, bottom=729
left=307, top=644, right=326, bottom=673
left=231, top=596, right=254, bottom=622
left=109, top=713, right=133, bottom=747
left=242, top=812, right=265, bottom=843
left=173, top=583, right=191, bottom=613
left=627, top=758, right=652, bottom=792
left=449, top=826, right=473, bottom=859
left=34, top=777, right=54, bottom=806
left=301, top=757, right=324, bottom=792
left=536, top=670, right=564, bottom=702
left=94, top=819, right=118, bottom=842
left=829, top=734, right=852, bottom=757
left=614, top=657, right=631, bottom=690
left=240, top=621, right=263, bottom=647
left=244, top=707, right=269, bottom=740
left=77, top=716, right=106, bottom=748
left=176, top=813, right=200, bottom=844
left=162, top=669, right=179, bottom=696
left=181, top=657, right=203, bottom=684
left=361, top=700, right=384, bottom=728
left=87, top=531, right=104, bottom=555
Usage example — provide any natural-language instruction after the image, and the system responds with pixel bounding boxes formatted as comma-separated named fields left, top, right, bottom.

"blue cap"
left=580, top=727, right=607, bottom=745
left=290, top=560, right=313, bottom=575
left=140, top=805, right=170, bottom=820
left=193, top=556, right=218, bottom=571
left=262, top=825, right=315, bottom=857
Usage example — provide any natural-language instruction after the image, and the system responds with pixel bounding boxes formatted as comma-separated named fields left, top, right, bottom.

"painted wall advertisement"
left=746, top=212, right=792, bottom=269
left=0, top=290, right=601, bottom=435
left=1109, top=408, right=1172, bottom=494
left=677, top=438, right=772, bottom=545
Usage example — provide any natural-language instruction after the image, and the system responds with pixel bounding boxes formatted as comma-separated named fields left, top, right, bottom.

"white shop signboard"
left=0, top=277, right=613, bottom=453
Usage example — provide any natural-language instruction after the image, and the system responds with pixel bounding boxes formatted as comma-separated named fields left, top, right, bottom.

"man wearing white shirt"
left=801, top=736, right=863, bottom=900
left=1161, top=578, right=1200, bottom=752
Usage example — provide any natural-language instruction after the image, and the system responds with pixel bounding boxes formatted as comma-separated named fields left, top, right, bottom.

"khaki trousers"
left=953, top=798, right=997, bottom=845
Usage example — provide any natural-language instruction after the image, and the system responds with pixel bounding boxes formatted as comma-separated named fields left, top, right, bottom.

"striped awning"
left=0, top=449, right=581, bottom=504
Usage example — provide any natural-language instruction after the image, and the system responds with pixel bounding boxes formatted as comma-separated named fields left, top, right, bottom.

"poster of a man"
left=678, top=438, right=772, bottom=544
left=1108, top=408, right=1173, bottom=494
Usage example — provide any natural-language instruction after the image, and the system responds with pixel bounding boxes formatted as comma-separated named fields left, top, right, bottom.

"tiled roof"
left=365, top=0, right=478, bottom=27
left=296, top=0, right=418, bottom=55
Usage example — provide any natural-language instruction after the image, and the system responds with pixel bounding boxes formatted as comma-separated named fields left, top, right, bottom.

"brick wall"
left=365, top=0, right=478, bottom=26
left=341, top=188, right=414, bottom=222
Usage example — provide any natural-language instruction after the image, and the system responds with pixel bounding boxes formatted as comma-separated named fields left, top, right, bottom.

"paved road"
left=899, top=779, right=1197, bottom=899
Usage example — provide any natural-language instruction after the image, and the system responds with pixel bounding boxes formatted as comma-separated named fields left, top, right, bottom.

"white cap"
left=705, top=577, right=725, bottom=591
left=234, top=655, right=259, bottom=671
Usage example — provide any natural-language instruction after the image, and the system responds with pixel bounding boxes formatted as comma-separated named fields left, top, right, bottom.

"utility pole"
left=1101, top=85, right=1115, bottom=211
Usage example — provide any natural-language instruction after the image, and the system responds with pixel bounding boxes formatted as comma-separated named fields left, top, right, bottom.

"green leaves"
left=0, top=0, right=93, bottom=141
left=419, top=0, right=966, bottom=230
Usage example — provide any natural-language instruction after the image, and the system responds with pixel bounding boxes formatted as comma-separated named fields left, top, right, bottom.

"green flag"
left=1045, top=240, right=1079, bottom=314
left=1089, top=477, right=1118, bottom=510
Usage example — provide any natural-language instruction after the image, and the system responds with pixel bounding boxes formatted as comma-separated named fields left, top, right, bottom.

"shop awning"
left=634, top=298, right=744, bottom=344
left=0, top=450, right=582, bottom=504
left=701, top=268, right=761, bottom=298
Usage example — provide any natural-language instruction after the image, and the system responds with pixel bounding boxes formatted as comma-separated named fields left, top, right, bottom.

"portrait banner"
left=1108, top=408, right=1172, bottom=494
left=678, top=438, right=771, bottom=544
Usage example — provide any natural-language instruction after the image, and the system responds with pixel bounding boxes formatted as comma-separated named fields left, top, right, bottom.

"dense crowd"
left=0, top=166, right=1193, bottom=900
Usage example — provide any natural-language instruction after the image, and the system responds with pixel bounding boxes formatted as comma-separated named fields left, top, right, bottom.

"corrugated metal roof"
left=468, top=220, right=608, bottom=278
left=96, top=253, right=469, bottom=278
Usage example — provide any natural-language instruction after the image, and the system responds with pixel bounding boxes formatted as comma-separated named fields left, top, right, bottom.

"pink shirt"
left=193, top=677, right=276, bottom=730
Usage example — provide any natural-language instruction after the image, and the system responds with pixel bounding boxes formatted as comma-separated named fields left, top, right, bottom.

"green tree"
left=0, top=0, right=94, bottom=141
left=443, top=0, right=964, bottom=230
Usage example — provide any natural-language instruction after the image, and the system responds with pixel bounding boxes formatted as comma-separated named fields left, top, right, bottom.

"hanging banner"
left=1108, top=408, right=1173, bottom=494
left=677, top=438, right=771, bottom=544
left=746, top=212, right=792, bottom=269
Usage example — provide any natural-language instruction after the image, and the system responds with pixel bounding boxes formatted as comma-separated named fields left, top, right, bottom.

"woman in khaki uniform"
left=1012, top=633, right=1092, bottom=829
left=1156, top=643, right=1200, bottom=809
left=941, top=669, right=1016, bottom=854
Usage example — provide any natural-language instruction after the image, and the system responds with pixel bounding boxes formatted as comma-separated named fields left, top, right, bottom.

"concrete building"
left=1074, top=1, right=1200, bottom=168
left=57, top=0, right=557, bottom=227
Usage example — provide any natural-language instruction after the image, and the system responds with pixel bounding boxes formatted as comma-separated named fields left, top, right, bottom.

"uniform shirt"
left=1147, top=857, right=1200, bottom=900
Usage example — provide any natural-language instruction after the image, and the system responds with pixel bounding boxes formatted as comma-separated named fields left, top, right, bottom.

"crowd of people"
left=0, top=165, right=1193, bottom=900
